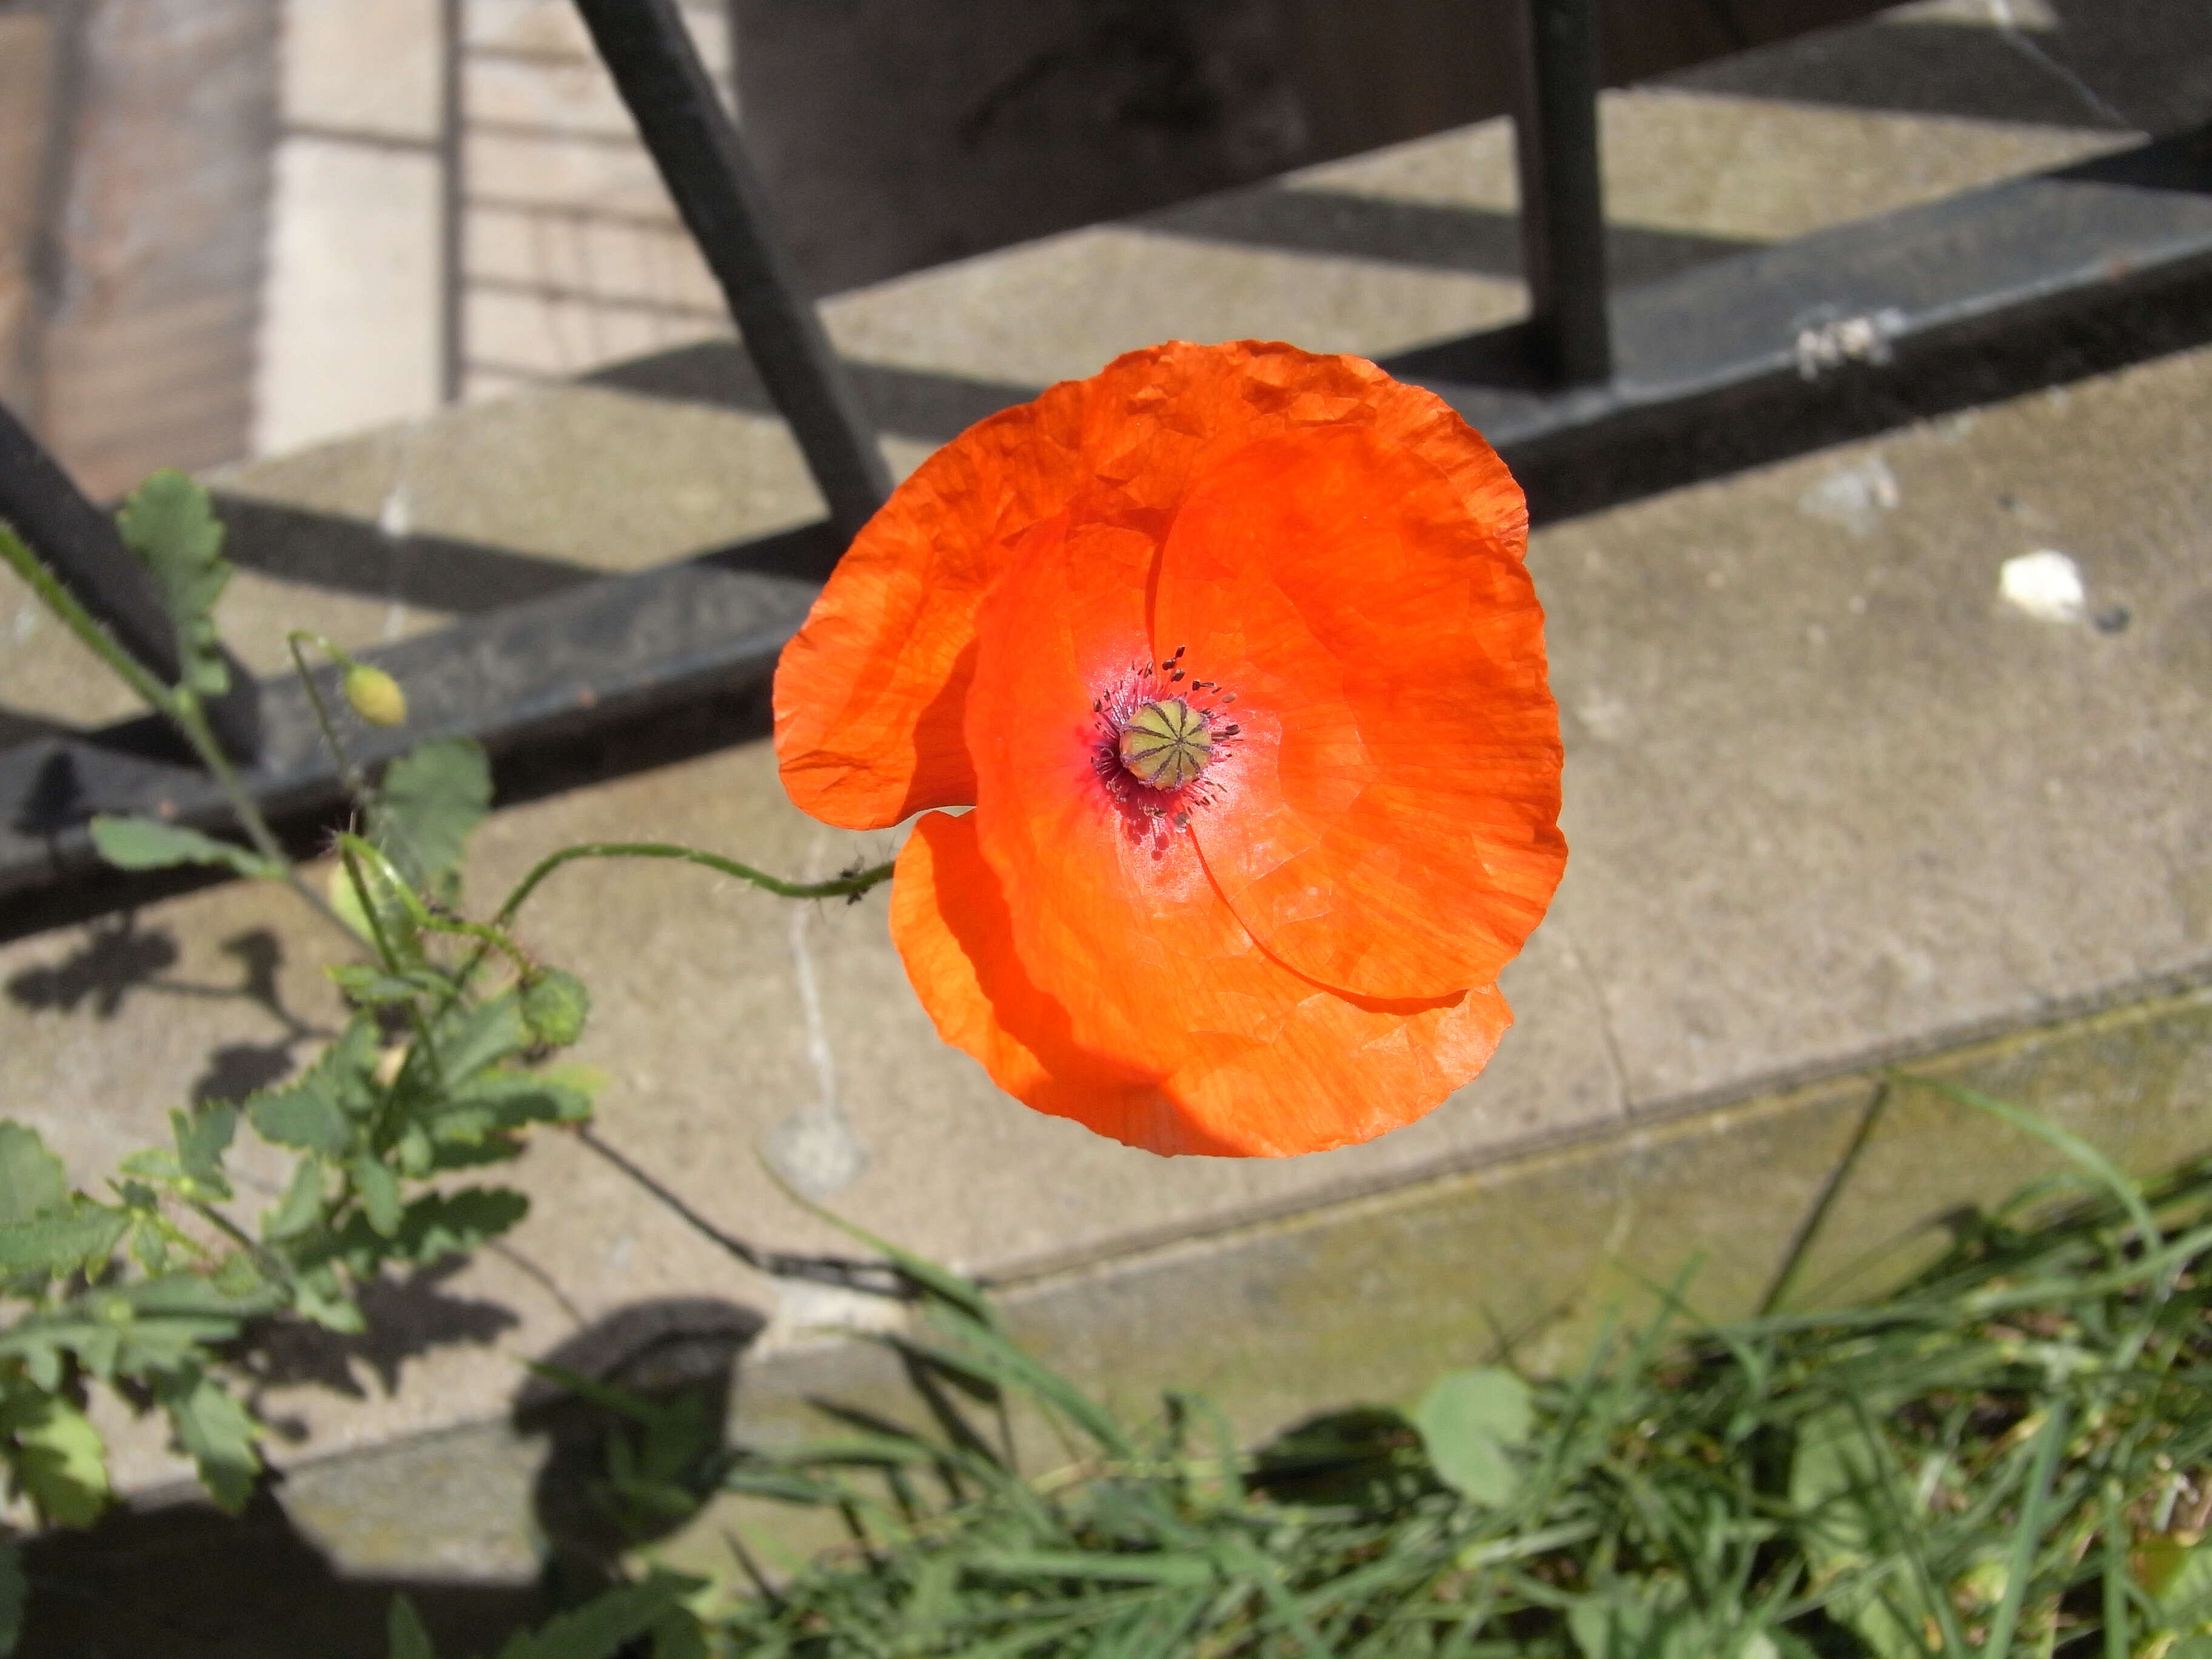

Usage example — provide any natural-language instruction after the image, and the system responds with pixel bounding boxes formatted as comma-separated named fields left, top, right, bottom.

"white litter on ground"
left=1999, top=549, right=2087, bottom=623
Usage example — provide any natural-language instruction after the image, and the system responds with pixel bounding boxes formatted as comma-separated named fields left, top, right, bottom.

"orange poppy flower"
left=774, top=340, right=1565, bottom=1157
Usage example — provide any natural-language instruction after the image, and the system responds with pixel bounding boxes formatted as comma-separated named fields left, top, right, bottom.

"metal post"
left=571, top=0, right=891, bottom=544
left=1512, top=0, right=1612, bottom=384
left=0, top=401, right=261, bottom=759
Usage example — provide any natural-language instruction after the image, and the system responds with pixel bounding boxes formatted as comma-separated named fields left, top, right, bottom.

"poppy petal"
left=773, top=340, right=1524, bottom=829
left=904, top=508, right=1514, bottom=1156
left=1158, top=423, right=1565, bottom=1000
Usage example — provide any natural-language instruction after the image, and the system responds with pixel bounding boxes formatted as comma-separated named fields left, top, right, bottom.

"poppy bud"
left=344, top=665, right=407, bottom=726
left=521, top=968, right=589, bottom=1047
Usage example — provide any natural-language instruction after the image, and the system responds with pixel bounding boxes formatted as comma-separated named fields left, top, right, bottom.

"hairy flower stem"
left=286, top=631, right=370, bottom=807
left=0, top=523, right=352, bottom=940
left=494, top=841, right=896, bottom=928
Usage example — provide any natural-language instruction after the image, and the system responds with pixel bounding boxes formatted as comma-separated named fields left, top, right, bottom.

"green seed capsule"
left=1118, top=697, right=1212, bottom=790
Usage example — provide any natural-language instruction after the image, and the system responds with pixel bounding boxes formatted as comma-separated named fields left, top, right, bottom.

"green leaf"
left=263, top=1157, right=326, bottom=1241
left=0, top=1207, right=127, bottom=1275
left=1413, top=1367, right=1532, bottom=1506
left=116, top=470, right=231, bottom=695
left=2150, top=1534, right=2212, bottom=1633
left=250, top=1082, right=350, bottom=1157
left=387, top=1595, right=438, bottom=1659
left=0, top=1273, right=268, bottom=1382
left=0, top=1538, right=25, bottom=1655
left=0, top=1124, right=69, bottom=1225
left=173, top=1103, right=236, bottom=1198
left=155, top=1366, right=260, bottom=1513
left=246, top=1028, right=378, bottom=1155
left=291, top=1264, right=365, bottom=1335
left=352, top=1155, right=403, bottom=1238
left=1, top=1390, right=110, bottom=1527
left=369, top=739, right=491, bottom=890
left=494, top=1572, right=703, bottom=1659
left=520, top=969, right=589, bottom=1048
left=430, top=1072, right=593, bottom=1144
left=89, top=816, right=280, bottom=880
left=430, top=994, right=530, bottom=1088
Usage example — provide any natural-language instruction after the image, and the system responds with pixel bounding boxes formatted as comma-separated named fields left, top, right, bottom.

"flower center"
left=1117, top=697, right=1212, bottom=790
left=1090, top=649, right=1241, bottom=834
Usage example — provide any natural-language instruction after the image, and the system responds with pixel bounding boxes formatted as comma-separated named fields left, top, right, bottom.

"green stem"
left=419, top=911, right=534, bottom=981
left=338, top=842, right=403, bottom=973
left=186, top=1198, right=293, bottom=1288
left=494, top=841, right=895, bottom=928
left=286, top=631, right=370, bottom=806
left=2, top=520, right=181, bottom=719
left=170, top=691, right=350, bottom=937
left=1, top=521, right=357, bottom=940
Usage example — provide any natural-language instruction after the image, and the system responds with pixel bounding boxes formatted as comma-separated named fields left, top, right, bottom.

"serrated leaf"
left=494, top=1572, right=703, bottom=1659
left=432, top=1073, right=593, bottom=1143
left=1414, top=1367, right=1531, bottom=1507
left=352, top=1156, right=403, bottom=1238
left=156, top=1366, right=259, bottom=1513
left=369, top=740, right=491, bottom=890
left=89, top=816, right=279, bottom=880
left=127, top=1215, right=170, bottom=1273
left=292, top=1264, right=365, bottom=1334
left=208, top=1261, right=263, bottom=1308
left=173, top=1103, right=236, bottom=1197
left=263, top=1157, right=326, bottom=1241
left=373, top=1188, right=529, bottom=1264
left=247, top=1020, right=382, bottom=1150
left=116, top=470, right=230, bottom=695
left=0, top=1207, right=126, bottom=1275
left=2, top=1390, right=110, bottom=1527
left=387, top=1594, right=439, bottom=1659
left=249, top=1080, right=351, bottom=1156
left=118, top=1147, right=183, bottom=1183
left=0, top=1124, right=69, bottom=1225
left=429, top=994, right=529, bottom=1087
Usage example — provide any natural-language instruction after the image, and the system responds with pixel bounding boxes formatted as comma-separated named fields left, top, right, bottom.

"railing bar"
left=1512, top=0, right=1613, bottom=384
left=0, top=401, right=260, bottom=760
left=570, top=0, right=890, bottom=542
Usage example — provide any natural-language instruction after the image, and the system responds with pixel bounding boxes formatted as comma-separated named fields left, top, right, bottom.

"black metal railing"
left=5, top=0, right=2212, bottom=933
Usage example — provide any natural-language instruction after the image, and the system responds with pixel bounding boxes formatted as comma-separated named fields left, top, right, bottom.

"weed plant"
left=636, top=1097, right=2212, bottom=1659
